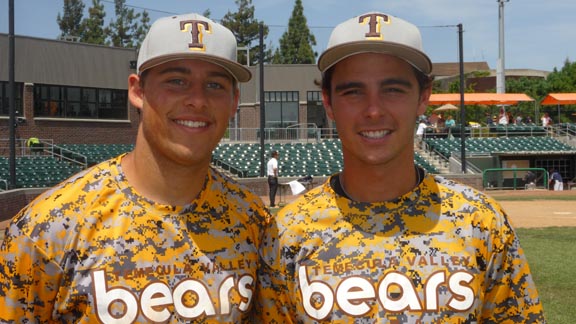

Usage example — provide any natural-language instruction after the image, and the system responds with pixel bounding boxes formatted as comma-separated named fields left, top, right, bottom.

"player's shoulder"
left=209, top=167, right=261, bottom=201
left=277, top=179, right=334, bottom=218
left=430, top=174, right=503, bottom=211
left=207, top=167, right=269, bottom=221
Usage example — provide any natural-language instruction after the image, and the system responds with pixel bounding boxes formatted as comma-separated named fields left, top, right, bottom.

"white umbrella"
left=433, top=103, right=459, bottom=112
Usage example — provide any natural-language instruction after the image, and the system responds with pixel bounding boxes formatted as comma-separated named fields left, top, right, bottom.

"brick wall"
left=2, top=83, right=139, bottom=147
left=0, top=188, right=45, bottom=221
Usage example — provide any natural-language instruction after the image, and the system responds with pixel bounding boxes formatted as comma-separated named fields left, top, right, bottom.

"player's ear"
left=417, top=84, right=432, bottom=116
left=322, top=89, right=335, bottom=121
left=128, top=74, right=144, bottom=111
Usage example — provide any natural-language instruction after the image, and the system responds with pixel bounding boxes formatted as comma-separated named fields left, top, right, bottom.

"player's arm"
left=0, top=215, right=62, bottom=321
left=253, top=217, right=296, bottom=323
left=480, top=211, right=546, bottom=322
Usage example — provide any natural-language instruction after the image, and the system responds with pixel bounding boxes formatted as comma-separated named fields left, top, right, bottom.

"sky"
left=1, top=0, right=574, bottom=72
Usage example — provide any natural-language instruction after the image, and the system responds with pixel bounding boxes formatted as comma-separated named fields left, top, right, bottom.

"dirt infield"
left=484, top=190, right=576, bottom=228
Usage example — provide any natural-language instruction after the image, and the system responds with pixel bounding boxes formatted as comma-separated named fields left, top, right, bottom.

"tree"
left=57, top=0, right=85, bottom=41
left=106, top=0, right=149, bottom=49
left=220, top=0, right=272, bottom=65
left=80, top=0, right=107, bottom=45
left=132, top=10, right=150, bottom=48
left=546, top=59, right=576, bottom=93
left=272, top=0, right=316, bottom=64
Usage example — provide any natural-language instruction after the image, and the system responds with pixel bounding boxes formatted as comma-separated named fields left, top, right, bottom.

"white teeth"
left=361, top=130, right=390, bottom=138
left=175, top=120, right=207, bottom=128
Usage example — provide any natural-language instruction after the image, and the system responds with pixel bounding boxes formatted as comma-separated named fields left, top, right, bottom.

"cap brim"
left=318, top=41, right=432, bottom=74
left=139, top=53, right=252, bottom=82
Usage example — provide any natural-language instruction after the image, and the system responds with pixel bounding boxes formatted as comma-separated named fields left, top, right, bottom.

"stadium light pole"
left=457, top=23, right=467, bottom=173
left=496, top=0, right=509, bottom=94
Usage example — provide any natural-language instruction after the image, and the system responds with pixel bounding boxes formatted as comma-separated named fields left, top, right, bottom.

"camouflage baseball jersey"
left=256, top=171, right=545, bottom=323
left=0, top=155, right=269, bottom=323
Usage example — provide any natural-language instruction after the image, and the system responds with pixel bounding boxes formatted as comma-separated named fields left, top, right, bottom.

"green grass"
left=517, top=227, right=576, bottom=324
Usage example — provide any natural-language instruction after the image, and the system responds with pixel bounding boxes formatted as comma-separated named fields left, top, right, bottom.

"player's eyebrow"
left=334, top=81, right=363, bottom=93
left=379, top=78, right=413, bottom=88
left=334, top=77, right=414, bottom=93
left=156, top=66, right=233, bottom=81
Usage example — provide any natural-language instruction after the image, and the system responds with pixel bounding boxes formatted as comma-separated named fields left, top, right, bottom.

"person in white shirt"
left=415, top=118, right=427, bottom=147
left=541, top=112, right=552, bottom=127
left=267, top=151, right=279, bottom=207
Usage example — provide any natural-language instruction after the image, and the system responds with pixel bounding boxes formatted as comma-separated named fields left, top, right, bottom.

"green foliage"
left=132, top=11, right=150, bottom=49
left=106, top=0, right=148, bottom=49
left=220, top=0, right=272, bottom=65
left=57, top=0, right=149, bottom=48
left=57, top=0, right=85, bottom=40
left=547, top=59, right=576, bottom=92
left=80, top=0, right=106, bottom=45
left=272, top=0, right=317, bottom=64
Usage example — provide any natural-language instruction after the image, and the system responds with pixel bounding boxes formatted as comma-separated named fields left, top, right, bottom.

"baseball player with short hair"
left=0, top=13, right=268, bottom=322
left=256, top=12, right=545, bottom=323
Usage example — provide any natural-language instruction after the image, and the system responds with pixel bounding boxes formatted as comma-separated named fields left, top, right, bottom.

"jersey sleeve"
left=480, top=207, right=546, bottom=322
left=0, top=215, right=64, bottom=322
left=254, top=214, right=297, bottom=323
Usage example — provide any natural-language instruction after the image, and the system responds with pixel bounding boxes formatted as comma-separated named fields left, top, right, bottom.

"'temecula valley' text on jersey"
left=256, top=172, right=545, bottom=323
left=0, top=155, right=269, bottom=323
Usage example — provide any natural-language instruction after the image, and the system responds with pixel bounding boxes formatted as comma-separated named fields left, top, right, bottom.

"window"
left=306, top=91, right=327, bottom=128
left=0, top=82, right=23, bottom=116
left=265, top=91, right=299, bottom=128
left=34, top=84, right=127, bottom=120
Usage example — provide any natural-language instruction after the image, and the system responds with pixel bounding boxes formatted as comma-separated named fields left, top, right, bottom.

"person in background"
left=444, top=115, right=455, bottom=128
left=415, top=117, right=428, bottom=147
left=26, top=137, right=43, bottom=155
left=0, top=13, right=269, bottom=322
left=550, top=169, right=564, bottom=191
left=428, top=111, right=439, bottom=127
left=267, top=150, right=279, bottom=207
left=256, top=11, right=545, bottom=323
left=541, top=112, right=553, bottom=127
left=498, top=107, right=508, bottom=125
left=485, top=111, right=494, bottom=126
left=435, top=113, right=446, bottom=133
left=507, top=111, right=514, bottom=124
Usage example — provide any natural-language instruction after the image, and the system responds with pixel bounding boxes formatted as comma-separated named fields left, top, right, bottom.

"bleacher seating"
left=425, top=136, right=575, bottom=159
left=57, top=144, right=134, bottom=166
left=0, top=156, right=83, bottom=188
left=0, top=144, right=134, bottom=189
left=212, top=139, right=440, bottom=178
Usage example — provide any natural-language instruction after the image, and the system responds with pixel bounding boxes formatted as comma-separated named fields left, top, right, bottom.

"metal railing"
left=222, top=127, right=338, bottom=143
left=483, top=168, right=548, bottom=190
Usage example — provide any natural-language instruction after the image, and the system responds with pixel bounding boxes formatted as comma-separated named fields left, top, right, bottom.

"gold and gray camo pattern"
left=256, top=172, right=545, bottom=323
left=0, top=155, right=269, bottom=323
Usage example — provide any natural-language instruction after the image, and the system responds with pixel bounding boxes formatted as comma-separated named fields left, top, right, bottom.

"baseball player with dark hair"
left=256, top=12, right=545, bottom=323
left=0, top=13, right=268, bottom=322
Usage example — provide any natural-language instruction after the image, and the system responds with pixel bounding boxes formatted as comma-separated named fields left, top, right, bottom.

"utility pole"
left=8, top=0, right=17, bottom=189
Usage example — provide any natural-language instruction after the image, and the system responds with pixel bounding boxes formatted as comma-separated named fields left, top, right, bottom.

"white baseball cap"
left=318, top=12, right=432, bottom=74
left=137, top=13, right=251, bottom=82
